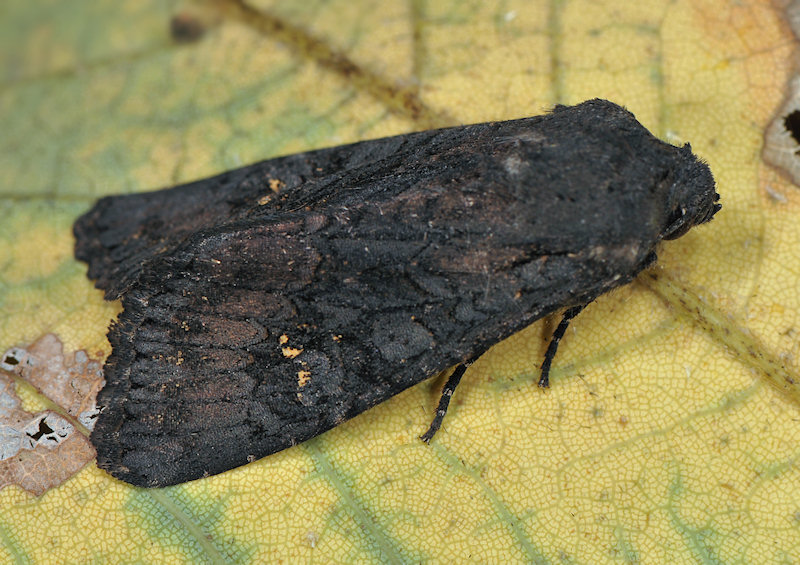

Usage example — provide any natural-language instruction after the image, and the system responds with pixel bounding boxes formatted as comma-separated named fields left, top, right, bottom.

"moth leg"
left=420, top=357, right=478, bottom=443
left=538, top=305, right=585, bottom=388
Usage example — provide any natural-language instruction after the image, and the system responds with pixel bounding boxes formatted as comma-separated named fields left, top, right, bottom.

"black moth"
left=74, top=99, right=720, bottom=487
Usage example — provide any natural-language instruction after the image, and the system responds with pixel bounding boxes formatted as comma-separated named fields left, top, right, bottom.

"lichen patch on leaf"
left=0, top=334, right=104, bottom=495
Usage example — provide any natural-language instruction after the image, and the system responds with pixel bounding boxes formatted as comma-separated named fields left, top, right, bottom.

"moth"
left=74, top=99, right=720, bottom=487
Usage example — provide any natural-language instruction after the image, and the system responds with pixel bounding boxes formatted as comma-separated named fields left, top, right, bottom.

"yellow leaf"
left=1, top=0, right=799, bottom=562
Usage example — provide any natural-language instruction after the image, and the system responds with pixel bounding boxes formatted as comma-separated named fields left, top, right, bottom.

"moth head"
left=662, top=143, right=721, bottom=240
